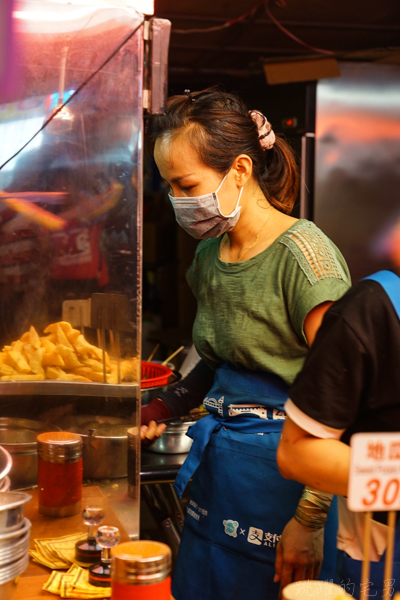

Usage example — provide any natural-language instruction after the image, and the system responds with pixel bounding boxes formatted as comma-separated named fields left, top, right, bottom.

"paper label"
left=348, top=432, right=400, bottom=512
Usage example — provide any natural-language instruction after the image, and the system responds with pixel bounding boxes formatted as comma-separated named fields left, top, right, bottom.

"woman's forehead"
left=155, top=134, right=202, bottom=175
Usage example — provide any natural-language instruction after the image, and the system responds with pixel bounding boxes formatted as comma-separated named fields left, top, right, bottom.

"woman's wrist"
left=140, top=398, right=172, bottom=426
left=293, top=488, right=333, bottom=530
left=305, top=487, right=333, bottom=501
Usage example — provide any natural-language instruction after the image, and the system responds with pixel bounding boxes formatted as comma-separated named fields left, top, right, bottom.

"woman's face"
left=154, top=134, right=241, bottom=216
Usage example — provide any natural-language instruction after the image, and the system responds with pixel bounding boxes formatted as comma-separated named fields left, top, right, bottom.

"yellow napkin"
left=43, top=564, right=111, bottom=598
left=30, top=532, right=87, bottom=570
left=42, top=570, right=67, bottom=594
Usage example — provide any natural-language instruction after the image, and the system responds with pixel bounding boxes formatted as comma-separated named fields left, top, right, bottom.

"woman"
left=146, top=88, right=351, bottom=600
left=277, top=268, right=400, bottom=599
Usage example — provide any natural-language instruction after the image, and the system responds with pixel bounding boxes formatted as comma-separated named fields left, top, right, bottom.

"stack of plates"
left=0, top=446, right=12, bottom=492
left=0, top=482, right=32, bottom=600
left=0, top=476, right=11, bottom=493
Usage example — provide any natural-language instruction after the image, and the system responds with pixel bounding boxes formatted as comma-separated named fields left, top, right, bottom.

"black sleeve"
left=290, top=308, right=369, bottom=432
left=158, top=359, right=215, bottom=416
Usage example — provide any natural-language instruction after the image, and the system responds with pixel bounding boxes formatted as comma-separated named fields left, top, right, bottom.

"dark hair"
left=152, top=87, right=299, bottom=214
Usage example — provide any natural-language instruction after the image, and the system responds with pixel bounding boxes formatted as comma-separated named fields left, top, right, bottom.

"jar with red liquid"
left=111, top=541, right=171, bottom=600
left=37, top=431, right=82, bottom=517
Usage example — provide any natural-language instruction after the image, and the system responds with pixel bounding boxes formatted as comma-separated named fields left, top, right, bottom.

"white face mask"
left=168, top=171, right=243, bottom=239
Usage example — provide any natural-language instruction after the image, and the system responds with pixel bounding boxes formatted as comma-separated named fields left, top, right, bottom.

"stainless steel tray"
left=0, top=368, right=179, bottom=398
left=0, top=381, right=140, bottom=398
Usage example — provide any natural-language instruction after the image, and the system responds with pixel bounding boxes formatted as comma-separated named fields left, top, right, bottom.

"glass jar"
left=37, top=431, right=82, bottom=517
left=111, top=540, right=171, bottom=599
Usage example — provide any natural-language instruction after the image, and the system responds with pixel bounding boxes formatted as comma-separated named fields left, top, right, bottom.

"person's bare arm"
left=277, top=416, right=350, bottom=496
left=303, top=301, right=333, bottom=347
left=274, top=303, right=345, bottom=596
left=274, top=416, right=349, bottom=595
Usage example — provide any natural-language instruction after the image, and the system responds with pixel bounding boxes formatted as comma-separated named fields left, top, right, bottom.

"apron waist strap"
left=173, top=413, right=284, bottom=498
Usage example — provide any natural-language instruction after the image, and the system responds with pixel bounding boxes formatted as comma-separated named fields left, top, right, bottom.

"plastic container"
left=111, top=540, right=171, bottom=599
left=141, top=362, right=172, bottom=389
left=37, top=432, right=82, bottom=517
left=283, top=581, right=353, bottom=600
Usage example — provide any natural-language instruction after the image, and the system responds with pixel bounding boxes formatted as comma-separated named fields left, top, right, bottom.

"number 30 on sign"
left=348, top=432, right=400, bottom=512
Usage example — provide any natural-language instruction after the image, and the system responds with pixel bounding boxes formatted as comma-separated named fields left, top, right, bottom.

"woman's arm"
left=277, top=416, right=350, bottom=496
left=140, top=359, right=214, bottom=444
left=303, top=301, right=333, bottom=346
left=274, top=301, right=336, bottom=596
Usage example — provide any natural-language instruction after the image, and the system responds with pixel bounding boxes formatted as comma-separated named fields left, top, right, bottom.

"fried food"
left=0, top=322, right=138, bottom=384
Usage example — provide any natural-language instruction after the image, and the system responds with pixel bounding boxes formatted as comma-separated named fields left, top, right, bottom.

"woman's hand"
left=140, top=421, right=167, bottom=447
left=140, top=398, right=171, bottom=447
left=274, top=517, right=324, bottom=598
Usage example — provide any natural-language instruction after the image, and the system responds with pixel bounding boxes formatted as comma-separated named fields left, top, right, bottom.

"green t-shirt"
left=186, top=219, right=351, bottom=386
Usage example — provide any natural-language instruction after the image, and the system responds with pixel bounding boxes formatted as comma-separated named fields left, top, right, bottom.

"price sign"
left=348, top=432, right=400, bottom=512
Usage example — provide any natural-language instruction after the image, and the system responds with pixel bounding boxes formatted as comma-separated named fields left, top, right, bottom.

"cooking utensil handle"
left=155, top=416, right=185, bottom=425
left=162, top=346, right=184, bottom=366
left=147, top=343, right=160, bottom=362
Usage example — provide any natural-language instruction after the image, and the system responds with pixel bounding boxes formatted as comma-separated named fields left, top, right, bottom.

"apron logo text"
left=203, top=396, right=224, bottom=415
left=187, top=498, right=208, bottom=521
left=223, top=520, right=239, bottom=537
left=248, top=527, right=263, bottom=545
left=222, top=520, right=282, bottom=548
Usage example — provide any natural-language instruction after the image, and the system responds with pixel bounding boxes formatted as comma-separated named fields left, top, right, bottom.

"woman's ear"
left=232, top=154, right=253, bottom=186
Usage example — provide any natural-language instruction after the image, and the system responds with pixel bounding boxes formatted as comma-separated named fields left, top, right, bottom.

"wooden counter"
left=13, top=486, right=131, bottom=600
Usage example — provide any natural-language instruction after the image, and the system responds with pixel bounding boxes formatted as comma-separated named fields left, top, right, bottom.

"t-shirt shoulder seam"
left=279, top=220, right=349, bottom=286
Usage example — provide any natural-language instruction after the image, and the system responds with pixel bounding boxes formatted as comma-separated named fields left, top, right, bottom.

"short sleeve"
left=289, top=307, right=368, bottom=431
left=280, top=221, right=351, bottom=342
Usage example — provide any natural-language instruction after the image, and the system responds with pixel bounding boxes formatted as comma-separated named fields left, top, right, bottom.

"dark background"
left=141, top=0, right=400, bottom=361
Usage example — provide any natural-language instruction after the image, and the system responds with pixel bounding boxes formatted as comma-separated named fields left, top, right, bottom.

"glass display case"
left=0, top=0, right=170, bottom=537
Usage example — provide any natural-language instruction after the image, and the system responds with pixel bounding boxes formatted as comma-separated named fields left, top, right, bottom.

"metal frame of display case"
left=0, top=0, right=171, bottom=539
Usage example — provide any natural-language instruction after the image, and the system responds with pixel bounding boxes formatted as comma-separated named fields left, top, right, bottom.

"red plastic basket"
left=141, top=361, right=173, bottom=389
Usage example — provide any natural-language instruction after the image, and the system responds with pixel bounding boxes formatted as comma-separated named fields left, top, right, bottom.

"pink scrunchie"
left=249, top=110, right=276, bottom=150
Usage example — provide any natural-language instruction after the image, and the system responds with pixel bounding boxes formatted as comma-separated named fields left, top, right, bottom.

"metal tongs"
left=90, top=293, right=132, bottom=384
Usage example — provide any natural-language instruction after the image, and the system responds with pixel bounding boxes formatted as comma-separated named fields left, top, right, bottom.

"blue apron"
left=335, top=524, right=400, bottom=599
left=172, top=364, right=338, bottom=600
left=336, top=271, right=400, bottom=599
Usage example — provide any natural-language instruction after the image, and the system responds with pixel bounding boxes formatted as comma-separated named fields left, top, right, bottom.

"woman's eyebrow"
left=171, top=173, right=195, bottom=183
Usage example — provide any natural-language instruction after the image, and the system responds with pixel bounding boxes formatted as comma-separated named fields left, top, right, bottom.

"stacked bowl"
left=0, top=446, right=11, bottom=493
left=0, top=446, right=32, bottom=600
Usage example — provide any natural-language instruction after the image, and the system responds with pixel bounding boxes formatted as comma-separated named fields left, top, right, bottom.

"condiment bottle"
left=37, top=431, right=82, bottom=517
left=111, top=540, right=171, bottom=600
left=75, top=505, right=105, bottom=565
left=89, top=526, right=120, bottom=587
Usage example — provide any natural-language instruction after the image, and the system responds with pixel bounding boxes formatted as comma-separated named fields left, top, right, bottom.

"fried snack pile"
left=0, top=321, right=138, bottom=383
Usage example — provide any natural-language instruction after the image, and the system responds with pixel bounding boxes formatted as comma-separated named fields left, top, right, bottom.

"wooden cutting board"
left=13, top=486, right=131, bottom=600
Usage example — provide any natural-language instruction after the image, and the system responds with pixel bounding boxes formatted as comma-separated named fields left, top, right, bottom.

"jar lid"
left=111, top=541, right=171, bottom=585
left=37, top=432, right=82, bottom=462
